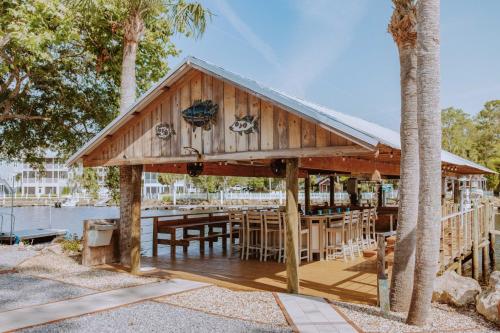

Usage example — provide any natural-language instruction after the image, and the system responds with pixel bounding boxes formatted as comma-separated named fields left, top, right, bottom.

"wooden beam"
left=285, top=158, right=300, bottom=294
left=300, top=156, right=400, bottom=176
left=83, top=145, right=373, bottom=167
left=143, top=162, right=309, bottom=178
left=119, top=164, right=142, bottom=274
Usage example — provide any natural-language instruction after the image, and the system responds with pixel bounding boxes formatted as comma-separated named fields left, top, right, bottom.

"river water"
left=0, top=206, right=178, bottom=256
left=1, top=206, right=499, bottom=269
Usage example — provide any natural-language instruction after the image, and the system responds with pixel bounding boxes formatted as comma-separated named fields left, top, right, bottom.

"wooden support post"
left=119, top=164, right=143, bottom=274
left=377, top=235, right=390, bottom=313
left=482, top=203, right=490, bottom=282
left=285, top=158, right=300, bottom=294
left=347, top=178, right=358, bottom=206
left=152, top=217, right=158, bottom=257
left=304, top=174, right=311, bottom=214
left=329, top=175, right=335, bottom=207
left=490, top=231, right=496, bottom=270
left=472, top=204, right=479, bottom=281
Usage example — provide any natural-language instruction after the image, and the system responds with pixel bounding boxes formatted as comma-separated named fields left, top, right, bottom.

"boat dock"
left=0, top=228, right=67, bottom=244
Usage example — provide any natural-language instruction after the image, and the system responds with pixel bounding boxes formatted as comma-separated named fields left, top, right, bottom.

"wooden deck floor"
left=107, top=243, right=379, bottom=305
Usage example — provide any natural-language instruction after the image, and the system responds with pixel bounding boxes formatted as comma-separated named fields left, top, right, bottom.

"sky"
left=171, top=0, right=500, bottom=131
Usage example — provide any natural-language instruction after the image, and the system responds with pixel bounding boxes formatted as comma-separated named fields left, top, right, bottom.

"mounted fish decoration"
left=229, top=115, right=259, bottom=135
left=155, top=123, right=176, bottom=140
left=181, top=100, right=218, bottom=131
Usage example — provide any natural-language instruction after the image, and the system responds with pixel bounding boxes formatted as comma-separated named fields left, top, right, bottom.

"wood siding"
left=84, top=69, right=357, bottom=166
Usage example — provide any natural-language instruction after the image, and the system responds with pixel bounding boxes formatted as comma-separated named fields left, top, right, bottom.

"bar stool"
left=369, top=208, right=377, bottom=243
left=228, top=211, right=244, bottom=257
left=360, top=209, right=372, bottom=249
left=349, top=210, right=362, bottom=257
left=245, top=211, right=264, bottom=261
left=299, top=217, right=310, bottom=262
left=263, top=211, right=285, bottom=262
left=326, top=212, right=352, bottom=261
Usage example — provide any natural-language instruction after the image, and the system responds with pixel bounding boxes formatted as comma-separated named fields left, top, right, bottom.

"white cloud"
left=211, top=0, right=282, bottom=70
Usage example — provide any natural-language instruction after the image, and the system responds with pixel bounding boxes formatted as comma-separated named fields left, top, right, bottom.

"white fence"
left=146, top=191, right=351, bottom=203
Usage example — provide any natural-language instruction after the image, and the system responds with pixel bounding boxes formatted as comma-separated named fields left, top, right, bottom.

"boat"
left=94, top=198, right=109, bottom=207
left=60, top=197, right=79, bottom=207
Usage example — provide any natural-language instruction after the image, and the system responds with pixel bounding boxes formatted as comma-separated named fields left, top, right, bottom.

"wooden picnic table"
left=152, top=212, right=230, bottom=257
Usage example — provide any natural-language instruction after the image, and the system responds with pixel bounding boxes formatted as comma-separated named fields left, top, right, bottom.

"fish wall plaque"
left=181, top=100, right=218, bottom=131
left=229, top=115, right=259, bottom=135
left=155, top=123, right=176, bottom=140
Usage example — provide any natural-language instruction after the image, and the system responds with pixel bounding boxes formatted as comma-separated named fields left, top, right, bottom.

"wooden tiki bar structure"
left=68, top=57, right=494, bottom=292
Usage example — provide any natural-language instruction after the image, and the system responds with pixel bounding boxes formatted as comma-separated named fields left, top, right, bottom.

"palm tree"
left=387, top=0, right=419, bottom=312
left=406, top=0, right=441, bottom=326
left=77, top=0, right=210, bottom=112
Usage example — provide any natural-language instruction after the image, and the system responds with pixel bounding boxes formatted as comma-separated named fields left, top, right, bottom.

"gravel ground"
left=158, top=286, right=289, bottom=327
left=333, top=300, right=499, bottom=333
left=20, top=301, right=292, bottom=333
left=0, top=273, right=93, bottom=312
left=0, top=245, right=38, bottom=270
left=17, top=252, right=159, bottom=290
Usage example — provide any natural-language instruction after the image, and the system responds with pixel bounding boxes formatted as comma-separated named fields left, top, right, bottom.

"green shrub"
left=60, top=239, right=81, bottom=253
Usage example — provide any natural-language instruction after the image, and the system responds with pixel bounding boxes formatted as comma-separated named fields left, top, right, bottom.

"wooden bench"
left=152, top=213, right=230, bottom=257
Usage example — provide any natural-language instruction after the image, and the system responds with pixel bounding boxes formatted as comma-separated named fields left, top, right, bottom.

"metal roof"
left=67, top=56, right=494, bottom=174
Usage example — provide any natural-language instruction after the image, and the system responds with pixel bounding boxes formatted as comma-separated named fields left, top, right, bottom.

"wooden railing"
left=439, top=200, right=497, bottom=279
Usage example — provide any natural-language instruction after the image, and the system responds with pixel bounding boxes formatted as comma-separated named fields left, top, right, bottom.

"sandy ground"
left=1, top=245, right=292, bottom=332
left=20, top=301, right=292, bottom=333
left=158, top=286, right=289, bottom=327
left=334, top=300, right=499, bottom=333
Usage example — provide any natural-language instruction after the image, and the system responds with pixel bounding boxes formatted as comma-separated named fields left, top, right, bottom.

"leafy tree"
left=78, top=167, right=99, bottom=199
left=191, top=175, right=224, bottom=193
left=1, top=0, right=207, bottom=164
left=246, top=177, right=266, bottom=192
left=473, top=100, right=500, bottom=191
left=105, top=166, right=120, bottom=203
left=76, top=0, right=210, bottom=112
left=440, top=101, right=500, bottom=192
left=0, top=0, right=118, bottom=163
left=441, top=107, right=475, bottom=159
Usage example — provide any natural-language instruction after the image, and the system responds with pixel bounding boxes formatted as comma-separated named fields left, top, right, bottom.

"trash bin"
left=87, top=223, right=117, bottom=247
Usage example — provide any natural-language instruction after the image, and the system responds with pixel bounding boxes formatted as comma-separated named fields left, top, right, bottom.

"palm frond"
left=168, top=0, right=211, bottom=38
left=388, top=0, right=417, bottom=49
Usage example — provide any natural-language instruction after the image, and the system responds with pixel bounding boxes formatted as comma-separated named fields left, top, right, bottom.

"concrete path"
left=0, top=279, right=209, bottom=332
left=276, top=293, right=358, bottom=333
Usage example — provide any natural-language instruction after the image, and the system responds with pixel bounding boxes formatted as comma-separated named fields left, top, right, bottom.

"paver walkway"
left=276, top=293, right=358, bottom=333
left=0, top=279, right=209, bottom=332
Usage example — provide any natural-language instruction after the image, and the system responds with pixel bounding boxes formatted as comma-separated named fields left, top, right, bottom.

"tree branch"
left=0, top=114, right=50, bottom=122
left=0, top=34, right=10, bottom=48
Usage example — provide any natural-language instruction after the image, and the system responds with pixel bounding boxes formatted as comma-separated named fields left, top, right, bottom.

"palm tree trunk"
left=407, top=0, right=441, bottom=326
left=119, top=12, right=144, bottom=113
left=390, top=45, right=418, bottom=312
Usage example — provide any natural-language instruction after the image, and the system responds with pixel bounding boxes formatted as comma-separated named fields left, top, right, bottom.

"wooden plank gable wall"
left=84, top=68, right=357, bottom=166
